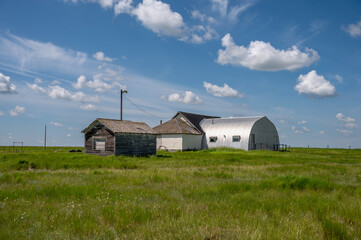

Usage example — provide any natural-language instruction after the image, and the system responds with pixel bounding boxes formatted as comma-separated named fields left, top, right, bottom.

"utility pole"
left=44, top=125, right=47, bottom=151
left=120, top=89, right=128, bottom=120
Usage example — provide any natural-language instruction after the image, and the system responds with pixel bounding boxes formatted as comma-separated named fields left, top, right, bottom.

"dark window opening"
left=209, top=136, right=217, bottom=143
left=232, top=135, right=241, bottom=142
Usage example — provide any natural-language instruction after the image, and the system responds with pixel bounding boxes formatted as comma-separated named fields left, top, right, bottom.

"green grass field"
left=1, top=147, right=361, bottom=239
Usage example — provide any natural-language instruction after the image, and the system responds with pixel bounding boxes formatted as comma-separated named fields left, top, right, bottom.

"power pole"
left=44, top=125, right=47, bottom=150
left=120, top=89, right=128, bottom=120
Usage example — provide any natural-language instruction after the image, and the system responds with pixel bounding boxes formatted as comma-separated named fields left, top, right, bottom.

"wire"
left=125, top=96, right=163, bottom=119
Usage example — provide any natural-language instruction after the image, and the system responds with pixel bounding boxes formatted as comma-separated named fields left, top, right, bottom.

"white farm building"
left=200, top=116, right=279, bottom=151
left=153, top=112, right=280, bottom=151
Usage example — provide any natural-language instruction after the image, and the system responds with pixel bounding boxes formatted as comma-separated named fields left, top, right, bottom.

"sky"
left=0, top=0, right=360, bottom=148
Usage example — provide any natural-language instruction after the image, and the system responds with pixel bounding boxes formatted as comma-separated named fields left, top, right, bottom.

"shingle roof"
left=82, top=118, right=157, bottom=134
left=174, top=111, right=220, bottom=133
left=153, top=118, right=201, bottom=135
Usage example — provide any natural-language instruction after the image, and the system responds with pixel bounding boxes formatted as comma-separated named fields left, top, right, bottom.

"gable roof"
left=173, top=111, right=220, bottom=133
left=82, top=118, right=157, bottom=134
left=153, top=118, right=201, bottom=135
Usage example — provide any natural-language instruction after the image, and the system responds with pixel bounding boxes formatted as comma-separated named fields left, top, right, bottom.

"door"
left=249, top=134, right=255, bottom=150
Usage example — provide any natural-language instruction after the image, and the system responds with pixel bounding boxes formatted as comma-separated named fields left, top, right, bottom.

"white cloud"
left=291, top=125, right=310, bottom=134
left=334, top=74, right=343, bottom=83
left=336, top=113, right=357, bottom=129
left=203, top=81, right=243, bottom=98
left=0, top=111, right=4, bottom=116
left=80, top=104, right=98, bottom=111
left=50, top=121, right=63, bottom=127
left=184, top=25, right=218, bottom=44
left=10, top=106, right=25, bottom=116
left=26, top=82, right=46, bottom=94
left=51, top=80, right=61, bottom=85
left=72, top=75, right=87, bottom=89
left=295, top=70, right=336, bottom=97
left=217, top=34, right=320, bottom=71
left=48, top=85, right=99, bottom=102
left=279, top=119, right=286, bottom=124
left=0, top=33, right=87, bottom=74
left=345, top=123, right=357, bottom=128
left=132, top=0, right=185, bottom=37
left=0, top=72, right=17, bottom=94
left=319, top=131, right=325, bottom=135
left=93, top=51, right=114, bottom=62
left=336, top=113, right=356, bottom=123
left=298, top=120, right=307, bottom=125
left=191, top=10, right=216, bottom=24
left=336, top=129, right=352, bottom=136
left=342, top=20, right=361, bottom=38
left=34, top=78, right=43, bottom=84
left=167, top=91, right=202, bottom=104
left=114, top=0, right=133, bottom=14
left=66, top=133, right=71, bottom=137
left=63, top=0, right=115, bottom=8
left=210, top=0, right=228, bottom=17
left=228, top=2, right=254, bottom=22
left=86, top=78, right=121, bottom=92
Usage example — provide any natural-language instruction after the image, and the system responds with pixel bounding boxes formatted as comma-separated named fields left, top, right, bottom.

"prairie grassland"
left=0, top=147, right=361, bottom=239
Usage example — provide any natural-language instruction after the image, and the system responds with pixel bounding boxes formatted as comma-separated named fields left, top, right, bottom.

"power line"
left=125, top=96, right=163, bottom=119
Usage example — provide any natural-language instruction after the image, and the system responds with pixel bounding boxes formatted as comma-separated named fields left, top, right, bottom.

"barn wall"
left=115, top=133, right=156, bottom=156
left=182, top=134, right=202, bottom=150
left=201, top=119, right=256, bottom=151
left=156, top=134, right=182, bottom=151
left=250, top=118, right=279, bottom=150
left=84, top=125, right=115, bottom=156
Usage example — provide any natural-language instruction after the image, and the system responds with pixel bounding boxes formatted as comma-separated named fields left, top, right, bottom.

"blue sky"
left=0, top=0, right=360, bottom=148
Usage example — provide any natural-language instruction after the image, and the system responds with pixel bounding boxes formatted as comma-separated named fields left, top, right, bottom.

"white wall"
left=156, top=134, right=182, bottom=151
left=182, top=134, right=202, bottom=150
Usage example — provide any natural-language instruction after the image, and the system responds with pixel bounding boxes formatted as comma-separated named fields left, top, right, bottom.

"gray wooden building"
left=82, top=118, right=156, bottom=156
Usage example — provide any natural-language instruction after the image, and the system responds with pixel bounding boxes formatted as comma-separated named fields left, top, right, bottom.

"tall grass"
left=0, top=147, right=361, bottom=239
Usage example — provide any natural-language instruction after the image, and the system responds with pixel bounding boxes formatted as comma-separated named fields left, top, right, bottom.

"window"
left=232, top=135, right=241, bottom=142
left=93, top=138, right=106, bottom=151
left=209, top=136, right=217, bottom=143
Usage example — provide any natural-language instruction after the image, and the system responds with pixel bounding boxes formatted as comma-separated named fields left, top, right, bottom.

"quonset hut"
left=200, top=116, right=279, bottom=151
left=82, top=118, right=156, bottom=156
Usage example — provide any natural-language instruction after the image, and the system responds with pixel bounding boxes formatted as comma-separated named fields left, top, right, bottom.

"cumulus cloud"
left=191, top=10, right=216, bottom=24
left=295, top=70, right=336, bottom=98
left=0, top=111, right=4, bottom=116
left=132, top=0, right=185, bottom=37
left=51, top=80, right=61, bottom=85
left=203, top=81, right=243, bottom=98
left=93, top=51, right=114, bottom=62
left=319, top=131, right=325, bottom=135
left=10, top=106, right=25, bottom=116
left=114, top=0, right=133, bottom=14
left=183, top=25, right=218, bottom=44
left=298, top=120, right=307, bottom=125
left=217, top=34, right=320, bottom=71
left=72, top=75, right=87, bottom=89
left=0, top=72, right=17, bottom=94
left=50, top=121, right=63, bottom=127
left=80, top=104, right=98, bottom=111
left=342, top=20, right=361, bottom=38
left=336, top=129, right=352, bottom=136
left=48, top=85, right=99, bottom=102
left=291, top=125, right=310, bottom=134
left=26, top=82, right=47, bottom=94
left=336, top=113, right=357, bottom=129
left=66, top=133, right=71, bottom=137
left=336, top=113, right=356, bottom=123
left=210, top=0, right=228, bottom=17
left=167, top=91, right=202, bottom=104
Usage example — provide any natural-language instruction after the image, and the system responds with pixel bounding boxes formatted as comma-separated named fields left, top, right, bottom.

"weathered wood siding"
left=84, top=123, right=115, bottom=156
left=115, top=133, right=156, bottom=156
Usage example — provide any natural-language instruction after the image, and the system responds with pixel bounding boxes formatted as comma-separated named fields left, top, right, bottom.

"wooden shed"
left=153, top=111, right=219, bottom=151
left=82, top=118, right=156, bottom=156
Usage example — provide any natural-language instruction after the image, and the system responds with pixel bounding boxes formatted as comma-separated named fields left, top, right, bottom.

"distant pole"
left=120, top=89, right=128, bottom=120
left=44, top=125, right=47, bottom=150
